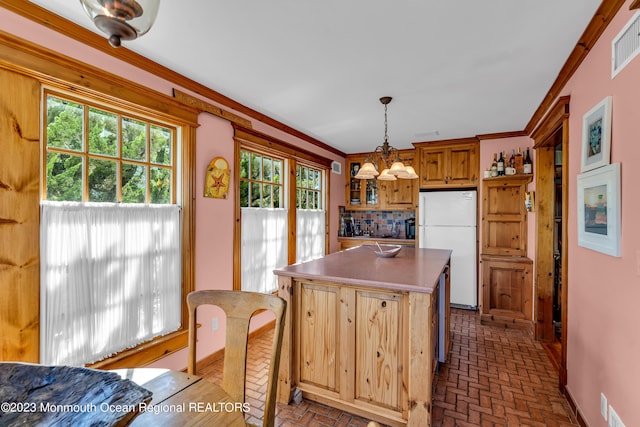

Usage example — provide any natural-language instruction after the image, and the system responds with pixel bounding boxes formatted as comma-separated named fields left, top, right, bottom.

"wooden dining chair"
left=187, top=290, right=286, bottom=427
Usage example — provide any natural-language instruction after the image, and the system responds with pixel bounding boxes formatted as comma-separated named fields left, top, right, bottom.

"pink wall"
left=550, top=3, right=640, bottom=425
left=0, top=7, right=346, bottom=370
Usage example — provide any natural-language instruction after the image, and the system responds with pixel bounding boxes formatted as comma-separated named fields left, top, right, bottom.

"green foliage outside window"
left=296, top=165, right=322, bottom=209
left=239, top=149, right=283, bottom=208
left=44, top=94, right=175, bottom=204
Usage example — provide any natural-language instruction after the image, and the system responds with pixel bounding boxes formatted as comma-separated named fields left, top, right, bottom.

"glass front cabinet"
left=346, top=156, right=378, bottom=209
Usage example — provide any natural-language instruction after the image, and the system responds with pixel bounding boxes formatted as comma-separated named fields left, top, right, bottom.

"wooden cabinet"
left=276, top=247, right=451, bottom=426
left=354, top=290, right=402, bottom=409
left=378, top=150, right=417, bottom=210
left=298, top=282, right=339, bottom=391
left=481, top=255, right=533, bottom=329
left=294, top=280, right=413, bottom=419
left=414, top=139, right=479, bottom=189
left=481, top=175, right=531, bottom=256
left=345, top=151, right=417, bottom=210
left=480, top=175, right=533, bottom=330
left=345, top=156, right=379, bottom=209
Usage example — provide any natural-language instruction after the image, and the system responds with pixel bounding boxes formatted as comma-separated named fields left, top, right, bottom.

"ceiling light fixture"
left=80, top=0, right=160, bottom=48
left=355, top=97, right=418, bottom=181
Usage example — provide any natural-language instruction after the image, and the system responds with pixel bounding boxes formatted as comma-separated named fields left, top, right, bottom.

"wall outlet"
left=609, top=405, right=625, bottom=427
left=211, top=317, right=218, bottom=331
left=601, top=393, right=608, bottom=421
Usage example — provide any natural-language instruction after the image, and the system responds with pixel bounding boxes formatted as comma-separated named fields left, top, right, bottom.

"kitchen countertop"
left=338, top=236, right=415, bottom=244
left=274, top=245, right=450, bottom=294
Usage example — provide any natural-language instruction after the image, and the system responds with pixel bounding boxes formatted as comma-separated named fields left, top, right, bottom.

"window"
left=296, top=165, right=326, bottom=263
left=239, top=150, right=284, bottom=208
left=44, top=93, right=175, bottom=204
left=40, top=91, right=182, bottom=365
left=233, top=126, right=331, bottom=293
left=239, top=148, right=288, bottom=293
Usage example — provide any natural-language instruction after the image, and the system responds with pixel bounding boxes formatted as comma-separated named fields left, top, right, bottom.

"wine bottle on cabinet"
left=490, top=153, right=498, bottom=177
left=509, top=149, right=515, bottom=168
left=497, top=151, right=505, bottom=176
left=523, top=148, right=533, bottom=174
left=515, top=147, right=524, bottom=174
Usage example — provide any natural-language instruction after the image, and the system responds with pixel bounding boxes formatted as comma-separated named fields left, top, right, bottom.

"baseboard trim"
left=193, top=319, right=275, bottom=372
left=564, top=386, right=589, bottom=427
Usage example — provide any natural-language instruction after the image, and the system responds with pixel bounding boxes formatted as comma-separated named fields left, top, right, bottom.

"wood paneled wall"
left=0, top=68, right=40, bottom=362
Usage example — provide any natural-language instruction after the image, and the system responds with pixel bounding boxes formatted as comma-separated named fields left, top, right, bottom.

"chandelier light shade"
left=80, top=0, right=160, bottom=48
left=356, top=96, right=418, bottom=181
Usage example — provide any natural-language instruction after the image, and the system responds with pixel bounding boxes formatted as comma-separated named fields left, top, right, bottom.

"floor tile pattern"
left=198, top=308, right=577, bottom=426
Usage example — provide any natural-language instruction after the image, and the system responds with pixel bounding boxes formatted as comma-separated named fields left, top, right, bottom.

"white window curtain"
left=296, top=209, right=326, bottom=263
left=241, top=207, right=288, bottom=293
left=40, top=202, right=181, bottom=366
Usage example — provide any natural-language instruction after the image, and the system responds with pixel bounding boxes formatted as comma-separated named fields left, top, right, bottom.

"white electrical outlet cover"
left=609, top=405, right=625, bottom=427
left=601, top=393, right=608, bottom=421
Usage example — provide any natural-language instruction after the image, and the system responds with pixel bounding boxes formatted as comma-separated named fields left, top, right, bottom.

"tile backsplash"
left=339, top=209, right=416, bottom=239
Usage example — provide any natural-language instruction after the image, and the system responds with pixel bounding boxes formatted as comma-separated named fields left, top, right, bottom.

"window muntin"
left=44, top=92, right=176, bottom=204
left=296, top=165, right=323, bottom=210
left=239, top=149, right=284, bottom=208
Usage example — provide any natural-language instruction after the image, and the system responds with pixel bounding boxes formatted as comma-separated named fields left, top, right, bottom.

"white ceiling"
left=28, top=0, right=602, bottom=154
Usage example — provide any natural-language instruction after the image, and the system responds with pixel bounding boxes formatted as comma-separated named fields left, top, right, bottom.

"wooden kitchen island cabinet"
left=275, top=246, right=451, bottom=427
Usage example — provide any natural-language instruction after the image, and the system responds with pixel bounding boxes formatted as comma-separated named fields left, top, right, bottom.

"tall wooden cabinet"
left=481, top=175, right=531, bottom=256
left=480, top=175, right=533, bottom=330
left=414, top=139, right=479, bottom=189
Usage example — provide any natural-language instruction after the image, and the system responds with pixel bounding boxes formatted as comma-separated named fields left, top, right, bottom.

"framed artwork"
left=581, top=96, right=612, bottom=172
left=577, top=162, right=621, bottom=257
left=204, top=156, right=231, bottom=199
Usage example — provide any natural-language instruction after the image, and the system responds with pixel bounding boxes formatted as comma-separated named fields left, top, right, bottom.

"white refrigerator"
left=419, top=190, right=477, bottom=309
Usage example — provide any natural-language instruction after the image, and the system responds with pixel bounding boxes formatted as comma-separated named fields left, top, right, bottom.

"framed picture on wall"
left=577, top=162, right=621, bottom=257
left=581, top=96, right=612, bottom=172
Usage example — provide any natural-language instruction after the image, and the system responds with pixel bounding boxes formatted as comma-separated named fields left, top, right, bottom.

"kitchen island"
left=274, top=245, right=451, bottom=427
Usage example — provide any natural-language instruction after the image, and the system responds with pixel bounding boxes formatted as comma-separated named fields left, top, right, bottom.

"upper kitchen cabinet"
left=378, top=150, right=417, bottom=210
left=345, top=155, right=379, bottom=209
left=414, top=139, right=479, bottom=189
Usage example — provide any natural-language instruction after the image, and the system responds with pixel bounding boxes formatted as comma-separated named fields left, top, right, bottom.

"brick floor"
left=198, top=308, right=577, bottom=426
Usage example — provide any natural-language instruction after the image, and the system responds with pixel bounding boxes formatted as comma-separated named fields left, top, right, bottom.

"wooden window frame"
left=42, top=90, right=178, bottom=205
left=232, top=125, right=333, bottom=291
left=295, top=163, right=325, bottom=211
left=0, top=32, right=199, bottom=368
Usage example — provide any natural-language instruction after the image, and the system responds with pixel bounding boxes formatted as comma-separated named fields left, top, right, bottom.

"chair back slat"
left=187, top=290, right=286, bottom=427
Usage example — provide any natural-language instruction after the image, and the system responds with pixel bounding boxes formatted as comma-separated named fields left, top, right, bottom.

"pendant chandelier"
left=80, top=0, right=160, bottom=48
left=355, top=97, right=418, bottom=181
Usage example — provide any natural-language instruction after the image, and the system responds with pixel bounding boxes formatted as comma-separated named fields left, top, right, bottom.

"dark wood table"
left=0, top=363, right=246, bottom=426
left=112, top=368, right=247, bottom=426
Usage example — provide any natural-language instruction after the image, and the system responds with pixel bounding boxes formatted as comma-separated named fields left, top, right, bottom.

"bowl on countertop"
left=372, top=244, right=402, bottom=258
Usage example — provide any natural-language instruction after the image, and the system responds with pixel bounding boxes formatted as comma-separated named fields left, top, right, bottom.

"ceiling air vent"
left=612, top=11, right=640, bottom=78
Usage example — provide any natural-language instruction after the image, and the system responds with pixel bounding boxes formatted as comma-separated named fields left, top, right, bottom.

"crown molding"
left=0, top=0, right=346, bottom=158
left=525, top=0, right=626, bottom=135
